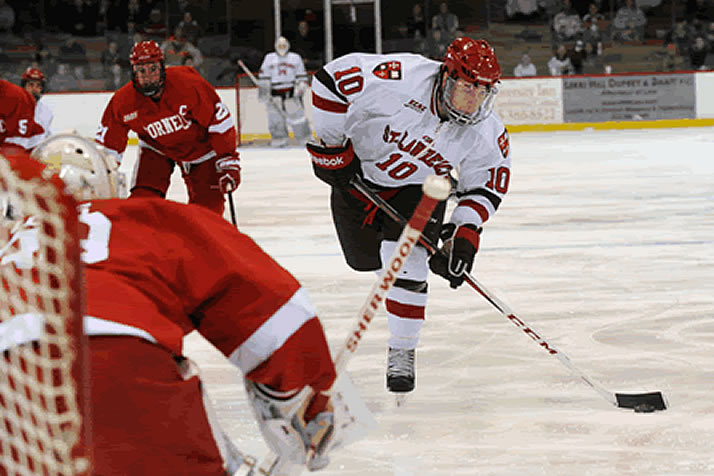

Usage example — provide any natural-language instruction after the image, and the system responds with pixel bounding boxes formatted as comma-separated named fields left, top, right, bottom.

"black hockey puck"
left=634, top=403, right=656, bottom=413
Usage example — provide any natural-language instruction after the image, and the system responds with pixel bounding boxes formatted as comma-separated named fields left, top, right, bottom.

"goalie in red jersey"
left=95, top=40, right=241, bottom=216
left=1, top=134, right=369, bottom=475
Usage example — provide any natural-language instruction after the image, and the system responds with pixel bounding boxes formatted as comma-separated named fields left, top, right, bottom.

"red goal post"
left=0, top=154, right=91, bottom=475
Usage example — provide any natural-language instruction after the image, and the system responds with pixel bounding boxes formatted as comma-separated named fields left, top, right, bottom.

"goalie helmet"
left=31, top=133, right=125, bottom=201
left=129, top=40, right=166, bottom=97
left=439, top=37, right=502, bottom=126
left=275, top=36, right=290, bottom=57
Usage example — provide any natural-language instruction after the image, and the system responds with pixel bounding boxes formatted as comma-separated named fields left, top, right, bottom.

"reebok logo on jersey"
left=123, top=111, right=138, bottom=122
left=497, top=129, right=510, bottom=158
left=373, top=61, right=402, bottom=80
left=404, top=99, right=426, bottom=113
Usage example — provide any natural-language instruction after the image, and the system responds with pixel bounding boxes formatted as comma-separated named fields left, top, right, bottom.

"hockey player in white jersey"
left=258, top=36, right=312, bottom=147
left=307, top=37, right=512, bottom=394
left=5, top=67, right=53, bottom=151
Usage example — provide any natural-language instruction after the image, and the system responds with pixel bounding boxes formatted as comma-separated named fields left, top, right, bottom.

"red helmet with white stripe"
left=22, top=67, right=46, bottom=83
left=129, top=41, right=166, bottom=97
left=439, top=38, right=502, bottom=125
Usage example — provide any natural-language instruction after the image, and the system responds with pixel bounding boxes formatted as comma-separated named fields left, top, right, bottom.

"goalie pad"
left=257, top=78, right=271, bottom=103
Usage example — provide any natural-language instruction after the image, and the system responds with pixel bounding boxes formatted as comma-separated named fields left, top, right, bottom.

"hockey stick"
left=351, top=175, right=668, bottom=413
left=236, top=59, right=260, bottom=87
left=256, top=175, right=451, bottom=475
left=227, top=192, right=238, bottom=227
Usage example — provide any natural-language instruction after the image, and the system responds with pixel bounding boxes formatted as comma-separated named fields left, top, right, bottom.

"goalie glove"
left=306, top=139, right=362, bottom=189
left=215, top=154, right=241, bottom=194
left=428, top=223, right=481, bottom=289
left=245, top=380, right=335, bottom=471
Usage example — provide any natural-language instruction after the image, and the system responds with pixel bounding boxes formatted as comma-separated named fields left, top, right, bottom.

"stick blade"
left=615, top=391, right=667, bottom=411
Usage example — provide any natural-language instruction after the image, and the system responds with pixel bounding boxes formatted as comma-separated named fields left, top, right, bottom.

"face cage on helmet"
left=131, top=61, right=166, bottom=97
left=441, top=73, right=499, bottom=126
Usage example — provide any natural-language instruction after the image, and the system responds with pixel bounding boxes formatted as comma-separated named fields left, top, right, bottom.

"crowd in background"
left=0, top=0, right=712, bottom=94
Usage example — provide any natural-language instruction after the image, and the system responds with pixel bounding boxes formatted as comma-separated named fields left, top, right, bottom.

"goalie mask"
left=438, top=37, right=502, bottom=126
left=275, top=36, right=290, bottom=57
left=130, top=40, right=166, bottom=97
left=31, top=133, right=125, bottom=201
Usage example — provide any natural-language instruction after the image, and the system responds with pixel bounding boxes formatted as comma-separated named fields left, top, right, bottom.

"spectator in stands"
left=612, top=0, right=646, bottom=43
left=569, top=39, right=587, bottom=74
left=582, top=2, right=605, bottom=55
left=419, top=27, right=450, bottom=60
left=514, top=52, right=538, bottom=77
left=66, top=0, right=99, bottom=36
left=407, top=3, right=427, bottom=40
left=101, top=41, right=122, bottom=76
left=292, top=20, right=322, bottom=70
left=161, top=26, right=203, bottom=69
left=126, top=0, right=143, bottom=34
left=104, top=61, right=127, bottom=90
left=552, top=0, right=583, bottom=43
left=548, top=43, right=574, bottom=75
left=431, top=2, right=459, bottom=41
left=0, top=0, right=15, bottom=34
left=48, top=63, right=78, bottom=91
left=689, top=35, right=710, bottom=70
left=506, top=0, right=540, bottom=19
left=178, top=11, right=201, bottom=45
left=58, top=37, right=89, bottom=67
left=688, top=0, right=714, bottom=22
left=142, top=8, right=169, bottom=43
left=659, top=41, right=680, bottom=71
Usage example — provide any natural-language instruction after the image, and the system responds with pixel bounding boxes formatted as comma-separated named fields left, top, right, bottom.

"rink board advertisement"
left=494, top=77, right=563, bottom=124
left=562, top=73, right=696, bottom=122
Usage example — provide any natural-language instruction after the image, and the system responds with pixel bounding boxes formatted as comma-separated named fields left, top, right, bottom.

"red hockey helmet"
left=129, top=41, right=166, bottom=97
left=129, top=40, right=164, bottom=65
left=439, top=38, right=502, bottom=125
left=443, top=37, right=501, bottom=88
left=22, top=67, right=46, bottom=83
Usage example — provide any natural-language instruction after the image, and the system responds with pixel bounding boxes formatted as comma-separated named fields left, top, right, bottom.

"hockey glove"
left=307, top=139, right=361, bottom=188
left=215, top=154, right=241, bottom=194
left=244, top=380, right=335, bottom=471
left=428, top=223, right=481, bottom=289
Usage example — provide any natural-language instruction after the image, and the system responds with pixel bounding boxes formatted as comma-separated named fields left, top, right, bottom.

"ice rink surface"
left=123, top=126, right=714, bottom=475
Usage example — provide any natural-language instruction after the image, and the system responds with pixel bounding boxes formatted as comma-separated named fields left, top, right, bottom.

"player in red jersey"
left=0, top=79, right=46, bottom=152
left=2, top=133, right=362, bottom=475
left=95, top=40, right=241, bottom=215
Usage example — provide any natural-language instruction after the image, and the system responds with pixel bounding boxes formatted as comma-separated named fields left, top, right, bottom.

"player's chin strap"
left=350, top=175, right=668, bottom=413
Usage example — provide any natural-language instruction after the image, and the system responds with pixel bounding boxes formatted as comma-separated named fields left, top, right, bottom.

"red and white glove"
left=306, top=139, right=361, bottom=188
left=215, top=154, right=241, bottom=194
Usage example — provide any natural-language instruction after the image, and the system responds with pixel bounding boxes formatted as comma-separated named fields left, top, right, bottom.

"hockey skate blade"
left=615, top=391, right=667, bottom=412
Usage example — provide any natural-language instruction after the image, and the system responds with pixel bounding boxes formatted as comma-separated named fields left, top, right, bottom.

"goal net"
left=0, top=155, right=90, bottom=475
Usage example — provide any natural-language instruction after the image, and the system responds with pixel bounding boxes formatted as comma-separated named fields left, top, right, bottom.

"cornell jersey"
left=96, top=66, right=237, bottom=165
left=0, top=79, right=45, bottom=146
left=312, top=53, right=512, bottom=229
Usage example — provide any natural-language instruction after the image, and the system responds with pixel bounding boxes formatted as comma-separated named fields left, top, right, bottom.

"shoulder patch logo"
left=373, top=61, right=402, bottom=80
left=123, top=111, right=138, bottom=122
left=497, top=129, right=510, bottom=158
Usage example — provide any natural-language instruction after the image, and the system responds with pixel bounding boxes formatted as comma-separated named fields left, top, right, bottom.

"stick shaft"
left=237, top=60, right=260, bottom=87
left=227, top=192, right=238, bottom=227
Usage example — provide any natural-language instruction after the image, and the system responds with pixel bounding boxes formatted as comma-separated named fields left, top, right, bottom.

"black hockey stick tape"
left=616, top=391, right=667, bottom=412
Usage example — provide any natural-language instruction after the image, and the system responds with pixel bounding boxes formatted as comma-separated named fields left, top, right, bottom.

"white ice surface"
left=121, top=127, right=714, bottom=476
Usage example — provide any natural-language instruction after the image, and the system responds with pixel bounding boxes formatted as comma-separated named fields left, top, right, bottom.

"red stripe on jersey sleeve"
left=312, top=92, right=349, bottom=113
left=458, top=199, right=490, bottom=224
left=386, top=299, right=425, bottom=320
